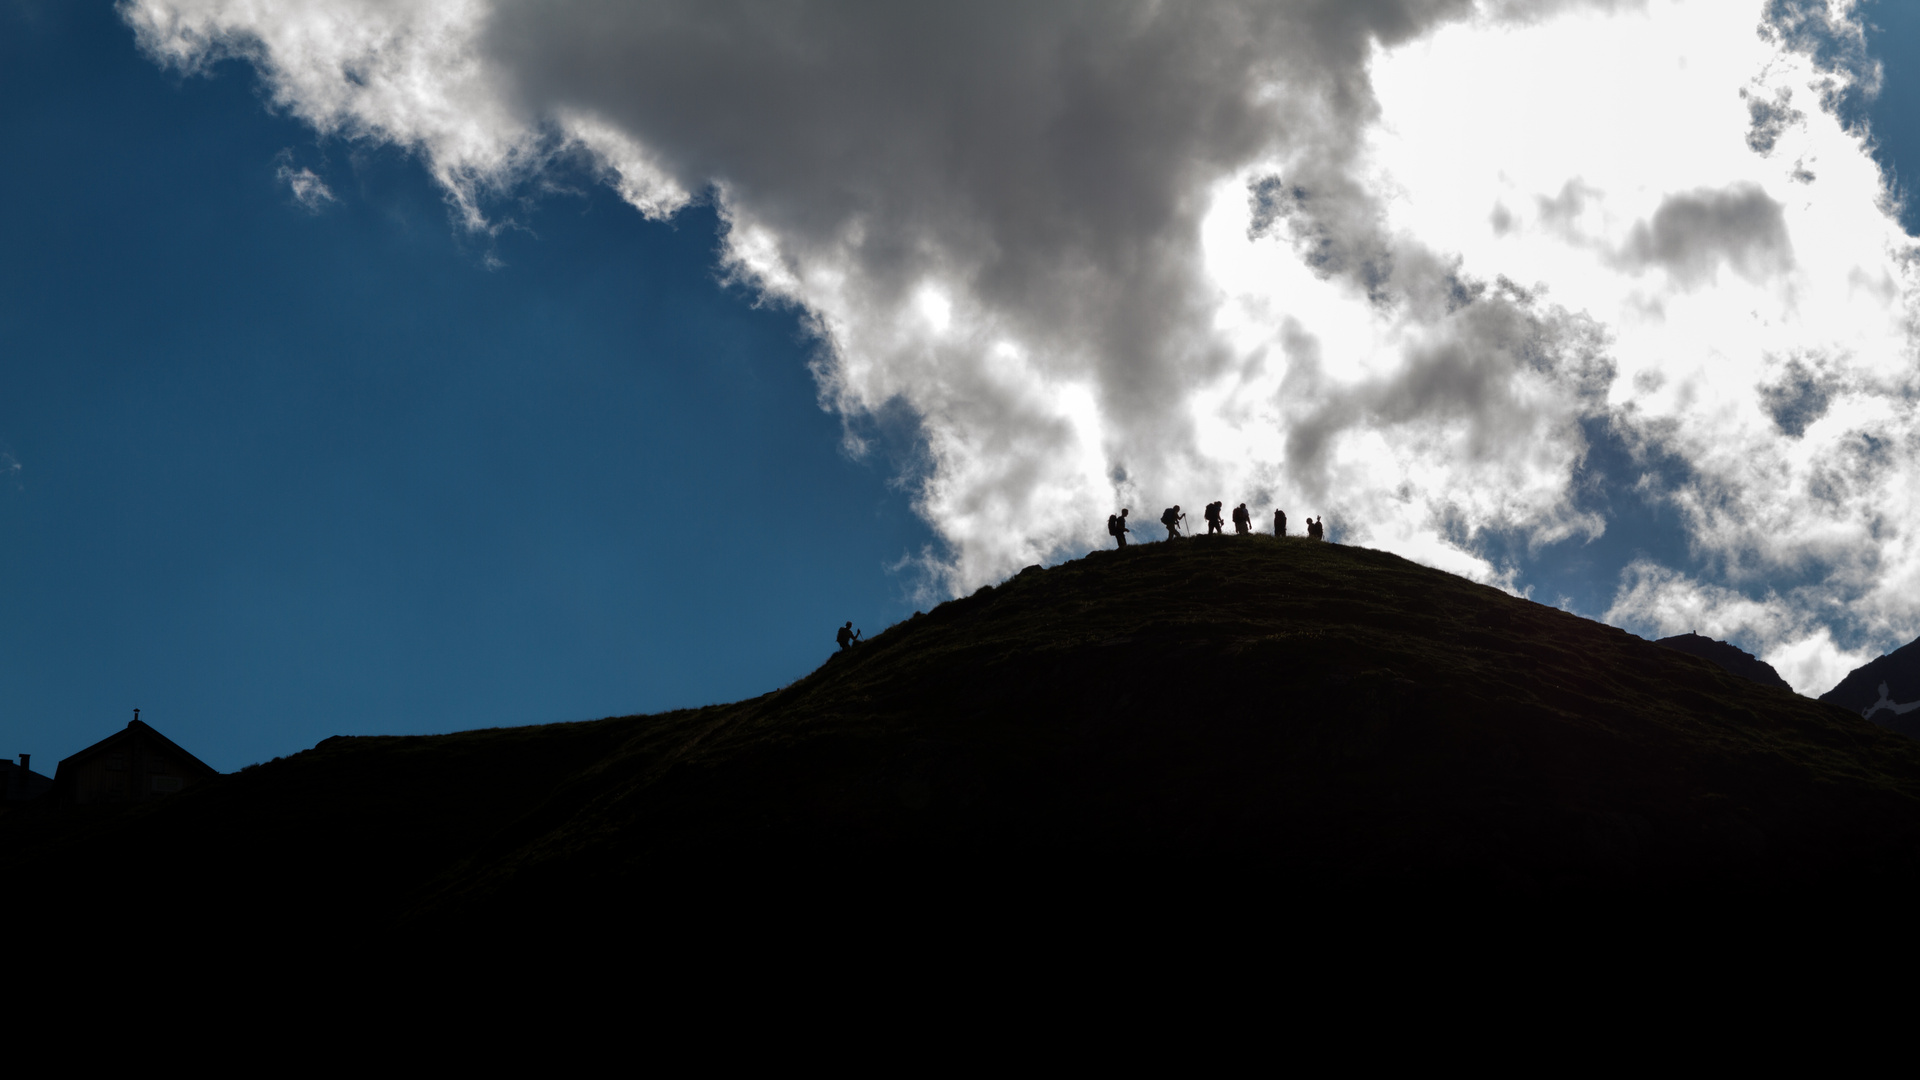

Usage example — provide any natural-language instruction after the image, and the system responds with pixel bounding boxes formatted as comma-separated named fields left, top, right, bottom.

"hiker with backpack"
left=1161, top=505, right=1184, bottom=540
left=1232, top=503, right=1250, bottom=535
left=1274, top=508, right=1287, bottom=537
left=1204, top=501, right=1224, bottom=535
left=1107, top=508, right=1131, bottom=549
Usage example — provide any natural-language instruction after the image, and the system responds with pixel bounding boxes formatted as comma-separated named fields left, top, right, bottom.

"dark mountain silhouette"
left=7, top=536, right=1920, bottom=932
left=1822, top=636, right=1920, bottom=739
left=1656, top=632, right=1793, bottom=692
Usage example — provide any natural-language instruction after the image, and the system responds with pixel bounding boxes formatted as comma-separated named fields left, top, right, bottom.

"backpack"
left=1106, top=514, right=1119, bottom=536
left=1161, top=508, right=1178, bottom=526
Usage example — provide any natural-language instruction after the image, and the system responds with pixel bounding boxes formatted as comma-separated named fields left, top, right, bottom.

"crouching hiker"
left=837, top=621, right=862, bottom=650
left=1107, top=508, right=1131, bottom=549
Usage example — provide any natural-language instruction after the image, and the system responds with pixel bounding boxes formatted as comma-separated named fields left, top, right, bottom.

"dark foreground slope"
left=1657, top=632, right=1793, bottom=691
left=8, top=536, right=1920, bottom=928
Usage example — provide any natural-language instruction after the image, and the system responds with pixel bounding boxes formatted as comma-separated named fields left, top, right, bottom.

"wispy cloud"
left=273, top=152, right=335, bottom=213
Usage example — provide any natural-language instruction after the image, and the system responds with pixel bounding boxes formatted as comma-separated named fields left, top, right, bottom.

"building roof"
left=55, top=719, right=219, bottom=780
left=0, top=758, right=53, bottom=802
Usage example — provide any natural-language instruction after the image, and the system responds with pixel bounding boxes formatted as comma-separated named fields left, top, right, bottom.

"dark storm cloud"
left=1617, top=183, right=1792, bottom=287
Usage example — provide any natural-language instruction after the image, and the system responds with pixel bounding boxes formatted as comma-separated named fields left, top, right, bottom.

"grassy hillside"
left=9, top=535, right=1920, bottom=926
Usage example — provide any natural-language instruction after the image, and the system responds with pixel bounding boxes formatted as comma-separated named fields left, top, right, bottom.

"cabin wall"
left=69, top=735, right=207, bottom=804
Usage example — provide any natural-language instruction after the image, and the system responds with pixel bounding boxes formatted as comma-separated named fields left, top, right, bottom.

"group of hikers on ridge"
left=842, top=507, right=1322, bottom=648
left=1105, top=504, right=1324, bottom=547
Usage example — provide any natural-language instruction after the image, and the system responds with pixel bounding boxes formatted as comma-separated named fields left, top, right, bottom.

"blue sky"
left=4, top=2, right=1920, bottom=771
left=0, top=2, right=937, bottom=770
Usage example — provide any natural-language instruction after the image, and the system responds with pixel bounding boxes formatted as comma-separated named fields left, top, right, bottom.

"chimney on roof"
left=17, top=754, right=26, bottom=773
left=132, top=707, right=140, bottom=728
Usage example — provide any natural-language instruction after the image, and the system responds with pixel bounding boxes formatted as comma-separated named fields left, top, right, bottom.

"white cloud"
left=124, top=0, right=1920, bottom=692
left=274, top=158, right=335, bottom=212
left=1603, top=559, right=1882, bottom=695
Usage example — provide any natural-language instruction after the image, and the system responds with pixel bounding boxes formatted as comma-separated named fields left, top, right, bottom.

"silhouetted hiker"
left=1107, top=508, right=1132, bottom=549
left=1275, top=509, right=1287, bottom=536
left=1232, top=503, right=1250, bottom=535
left=1204, top=501, right=1223, bottom=535
left=1162, top=505, right=1183, bottom=540
left=1308, top=517, right=1323, bottom=540
left=837, top=621, right=856, bottom=650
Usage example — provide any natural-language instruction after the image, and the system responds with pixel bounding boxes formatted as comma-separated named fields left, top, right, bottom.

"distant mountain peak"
left=1821, top=635, right=1920, bottom=739
left=1655, top=632, right=1793, bottom=692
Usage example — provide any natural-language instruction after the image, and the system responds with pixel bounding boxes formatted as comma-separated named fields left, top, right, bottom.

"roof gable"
left=57, top=720, right=218, bottom=779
